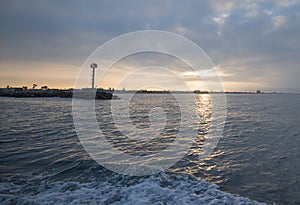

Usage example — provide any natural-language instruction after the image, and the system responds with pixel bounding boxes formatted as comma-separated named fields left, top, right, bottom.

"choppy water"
left=0, top=94, right=300, bottom=204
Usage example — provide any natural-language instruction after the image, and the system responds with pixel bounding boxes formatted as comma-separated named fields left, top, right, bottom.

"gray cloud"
left=0, top=0, right=299, bottom=91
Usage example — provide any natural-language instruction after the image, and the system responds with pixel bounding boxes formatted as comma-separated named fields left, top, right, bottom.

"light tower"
left=90, top=63, right=97, bottom=89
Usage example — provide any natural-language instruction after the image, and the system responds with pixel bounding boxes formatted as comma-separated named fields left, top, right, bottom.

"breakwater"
left=0, top=87, right=113, bottom=100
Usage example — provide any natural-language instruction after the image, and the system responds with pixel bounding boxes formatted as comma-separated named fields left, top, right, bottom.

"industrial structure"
left=90, top=63, right=97, bottom=89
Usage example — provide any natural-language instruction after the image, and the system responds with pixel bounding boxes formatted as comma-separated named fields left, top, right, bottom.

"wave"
left=0, top=163, right=265, bottom=205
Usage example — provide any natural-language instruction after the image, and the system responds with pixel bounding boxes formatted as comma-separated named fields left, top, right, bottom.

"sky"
left=0, top=0, right=299, bottom=92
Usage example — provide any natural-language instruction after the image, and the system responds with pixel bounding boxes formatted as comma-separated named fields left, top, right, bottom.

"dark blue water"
left=0, top=94, right=299, bottom=204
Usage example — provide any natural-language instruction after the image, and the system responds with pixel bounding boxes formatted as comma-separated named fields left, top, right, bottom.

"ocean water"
left=0, top=94, right=299, bottom=204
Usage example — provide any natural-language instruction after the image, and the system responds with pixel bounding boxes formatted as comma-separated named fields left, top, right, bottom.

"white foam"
left=0, top=172, right=265, bottom=205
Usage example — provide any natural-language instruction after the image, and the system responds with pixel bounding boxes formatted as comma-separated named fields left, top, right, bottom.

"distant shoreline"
left=114, top=90, right=288, bottom=94
left=0, top=86, right=297, bottom=98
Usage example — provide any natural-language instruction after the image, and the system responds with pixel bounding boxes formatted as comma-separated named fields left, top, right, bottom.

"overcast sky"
left=0, top=0, right=299, bottom=92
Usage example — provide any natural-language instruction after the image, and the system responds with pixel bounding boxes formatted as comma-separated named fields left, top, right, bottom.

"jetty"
left=0, top=87, right=113, bottom=100
left=0, top=63, right=114, bottom=100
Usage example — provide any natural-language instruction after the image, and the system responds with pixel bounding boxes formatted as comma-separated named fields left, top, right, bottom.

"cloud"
left=0, top=0, right=299, bottom=91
